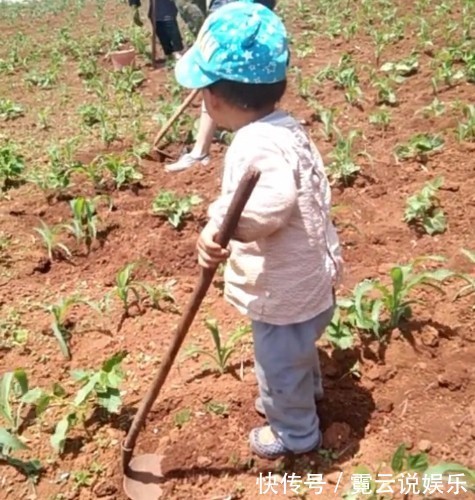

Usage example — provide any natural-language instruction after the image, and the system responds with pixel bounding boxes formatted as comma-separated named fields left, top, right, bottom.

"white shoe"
left=165, top=152, right=210, bottom=172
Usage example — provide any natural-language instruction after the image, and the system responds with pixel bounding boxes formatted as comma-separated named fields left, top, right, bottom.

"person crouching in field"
left=174, top=2, right=343, bottom=458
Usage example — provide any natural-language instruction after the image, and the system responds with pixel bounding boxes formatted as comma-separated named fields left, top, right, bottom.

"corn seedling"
left=369, top=109, right=392, bottom=130
left=36, top=107, right=51, bottom=130
left=315, top=106, right=340, bottom=141
left=394, top=133, right=444, bottom=162
left=324, top=307, right=355, bottom=350
left=77, top=57, right=99, bottom=81
left=185, top=320, right=251, bottom=374
left=327, top=131, right=363, bottom=185
left=372, top=77, right=398, bottom=106
left=404, top=177, right=447, bottom=235
left=339, top=257, right=455, bottom=340
left=46, top=296, right=103, bottom=359
left=456, top=104, right=475, bottom=141
left=0, top=142, right=25, bottom=191
left=343, top=443, right=475, bottom=499
left=109, top=263, right=175, bottom=315
left=0, top=99, right=24, bottom=121
left=34, top=221, right=72, bottom=260
left=66, top=196, right=111, bottom=253
left=152, top=190, right=202, bottom=229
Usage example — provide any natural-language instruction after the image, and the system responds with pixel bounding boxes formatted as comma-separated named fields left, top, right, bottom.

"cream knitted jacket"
left=208, top=110, right=342, bottom=325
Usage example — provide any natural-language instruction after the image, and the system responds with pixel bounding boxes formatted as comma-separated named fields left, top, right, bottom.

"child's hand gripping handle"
left=122, top=166, right=261, bottom=471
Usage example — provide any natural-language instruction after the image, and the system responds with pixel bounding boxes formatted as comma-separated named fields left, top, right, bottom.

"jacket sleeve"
left=207, top=156, right=297, bottom=243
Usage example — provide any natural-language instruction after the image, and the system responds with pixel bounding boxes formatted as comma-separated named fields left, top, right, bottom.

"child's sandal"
left=249, top=426, right=291, bottom=459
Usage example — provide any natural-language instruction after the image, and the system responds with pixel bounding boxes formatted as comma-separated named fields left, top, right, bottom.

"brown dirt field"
left=0, top=0, right=474, bottom=499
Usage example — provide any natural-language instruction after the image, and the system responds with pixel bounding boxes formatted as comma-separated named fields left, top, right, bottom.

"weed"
left=36, top=107, right=51, bottom=130
left=174, top=408, right=192, bottom=428
left=78, top=103, right=104, bottom=127
left=380, top=55, right=419, bottom=77
left=152, top=190, right=202, bottom=229
left=372, top=77, right=398, bottom=106
left=25, top=69, right=57, bottom=89
left=455, top=249, right=475, bottom=303
left=34, top=221, right=72, bottom=261
left=369, top=109, right=392, bottom=130
left=51, top=352, right=127, bottom=453
left=71, top=351, right=127, bottom=413
left=0, top=309, right=28, bottom=351
left=111, top=67, right=145, bottom=95
left=0, top=99, right=24, bottom=121
left=185, top=320, right=251, bottom=374
left=404, top=177, right=447, bottom=235
left=419, top=98, right=446, bottom=118
left=205, top=401, right=229, bottom=417
left=0, top=142, right=25, bottom=191
left=96, top=154, right=143, bottom=189
left=394, top=134, right=444, bottom=162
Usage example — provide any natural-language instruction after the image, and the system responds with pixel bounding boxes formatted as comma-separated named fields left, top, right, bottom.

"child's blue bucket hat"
left=175, top=1, right=289, bottom=89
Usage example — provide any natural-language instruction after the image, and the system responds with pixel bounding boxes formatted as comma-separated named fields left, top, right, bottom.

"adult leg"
left=155, top=20, right=174, bottom=56
left=165, top=100, right=216, bottom=172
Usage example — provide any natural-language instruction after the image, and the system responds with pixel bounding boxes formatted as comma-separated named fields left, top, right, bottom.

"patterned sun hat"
left=175, top=1, right=288, bottom=89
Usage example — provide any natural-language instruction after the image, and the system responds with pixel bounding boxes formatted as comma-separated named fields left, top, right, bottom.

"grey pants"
left=252, top=305, right=334, bottom=452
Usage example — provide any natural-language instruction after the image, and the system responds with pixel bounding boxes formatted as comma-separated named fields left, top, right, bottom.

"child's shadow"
left=278, top=347, right=375, bottom=476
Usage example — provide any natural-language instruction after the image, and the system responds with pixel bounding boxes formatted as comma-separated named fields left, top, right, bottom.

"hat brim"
left=175, top=45, right=219, bottom=89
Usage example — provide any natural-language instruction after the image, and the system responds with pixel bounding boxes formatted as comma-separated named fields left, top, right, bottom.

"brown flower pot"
left=110, top=48, right=136, bottom=70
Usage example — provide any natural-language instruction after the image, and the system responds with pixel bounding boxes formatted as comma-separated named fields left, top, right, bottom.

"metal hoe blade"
left=123, top=454, right=165, bottom=500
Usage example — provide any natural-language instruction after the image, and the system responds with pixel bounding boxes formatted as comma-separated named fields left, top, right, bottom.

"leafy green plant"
left=78, top=103, right=104, bottom=127
left=71, top=351, right=127, bottom=414
left=380, top=55, right=419, bottom=77
left=394, top=134, right=444, bottom=162
left=404, top=177, right=447, bottom=235
left=51, top=352, right=127, bottom=453
left=205, top=401, right=229, bottom=417
left=0, top=309, right=28, bottom=351
left=185, top=320, right=251, bottom=374
left=372, top=77, right=398, bottom=106
left=34, top=221, right=71, bottom=260
left=46, top=296, right=103, bottom=359
left=0, top=369, right=51, bottom=456
left=369, top=109, right=392, bottom=130
left=96, top=154, right=143, bottom=189
left=152, top=190, right=202, bottom=229
left=0, top=142, right=25, bottom=191
left=456, top=104, right=475, bottom=141
left=25, top=69, right=58, bottom=89
left=327, top=131, right=363, bottom=185
left=110, top=67, right=145, bottom=94
left=173, top=408, right=192, bottom=428
left=0, top=99, right=24, bottom=121
left=343, top=443, right=475, bottom=499
left=339, top=257, right=455, bottom=340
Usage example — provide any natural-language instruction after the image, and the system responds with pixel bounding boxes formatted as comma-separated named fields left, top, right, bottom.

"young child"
left=129, top=0, right=184, bottom=60
left=165, top=0, right=276, bottom=172
left=175, top=2, right=343, bottom=458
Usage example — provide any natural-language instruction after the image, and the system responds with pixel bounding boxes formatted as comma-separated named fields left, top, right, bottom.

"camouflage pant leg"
left=175, top=0, right=206, bottom=36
